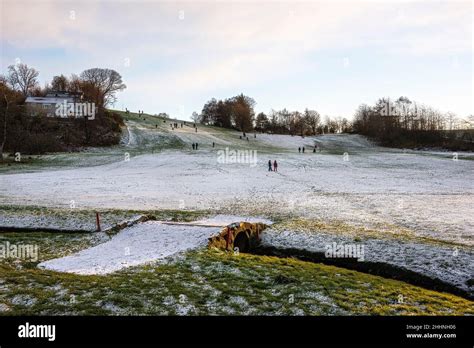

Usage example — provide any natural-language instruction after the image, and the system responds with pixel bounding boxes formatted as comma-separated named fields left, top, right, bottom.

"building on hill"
left=25, top=92, right=82, bottom=117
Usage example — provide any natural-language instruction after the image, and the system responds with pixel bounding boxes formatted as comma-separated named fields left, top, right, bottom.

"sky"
left=0, top=0, right=472, bottom=121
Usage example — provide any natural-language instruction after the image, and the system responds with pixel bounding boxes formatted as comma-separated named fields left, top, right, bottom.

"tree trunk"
left=0, top=96, right=9, bottom=162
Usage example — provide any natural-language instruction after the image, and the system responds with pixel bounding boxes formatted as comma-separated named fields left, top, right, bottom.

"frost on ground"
left=2, top=135, right=472, bottom=246
left=39, top=221, right=218, bottom=275
left=0, top=208, right=123, bottom=231
left=2, top=123, right=473, bottom=294
left=38, top=215, right=271, bottom=275
left=261, top=228, right=474, bottom=297
left=192, top=215, right=273, bottom=227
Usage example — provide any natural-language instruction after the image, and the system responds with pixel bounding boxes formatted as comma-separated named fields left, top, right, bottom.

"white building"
left=25, top=92, right=81, bottom=117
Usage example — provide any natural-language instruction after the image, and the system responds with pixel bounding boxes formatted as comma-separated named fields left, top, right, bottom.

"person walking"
left=268, top=160, right=272, bottom=171
left=273, top=160, right=278, bottom=172
left=212, top=142, right=215, bottom=148
left=298, top=147, right=301, bottom=153
left=196, top=143, right=198, bottom=150
left=192, top=143, right=195, bottom=150
left=302, top=147, right=305, bottom=153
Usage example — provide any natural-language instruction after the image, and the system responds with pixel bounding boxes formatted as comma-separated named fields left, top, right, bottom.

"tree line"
left=353, top=97, right=474, bottom=149
left=196, top=94, right=350, bottom=135
left=194, top=94, right=473, bottom=149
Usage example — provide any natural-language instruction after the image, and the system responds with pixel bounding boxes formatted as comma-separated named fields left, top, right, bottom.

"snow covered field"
left=1, top=132, right=473, bottom=246
left=1, top=119, right=473, bottom=297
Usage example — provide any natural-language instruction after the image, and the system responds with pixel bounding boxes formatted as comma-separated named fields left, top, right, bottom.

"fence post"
left=96, top=212, right=101, bottom=232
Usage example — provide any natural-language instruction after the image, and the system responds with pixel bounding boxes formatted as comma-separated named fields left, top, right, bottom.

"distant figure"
left=246, top=137, right=249, bottom=141
left=192, top=143, right=195, bottom=150
left=268, top=160, right=272, bottom=171
left=239, top=135, right=242, bottom=139
left=313, top=148, right=316, bottom=153
left=254, top=133, right=256, bottom=138
left=212, top=142, right=215, bottom=148
left=273, top=160, right=278, bottom=172
left=302, top=147, right=305, bottom=153
left=243, top=132, right=246, bottom=137
left=196, top=143, right=199, bottom=150
left=195, top=127, right=197, bottom=132
left=155, top=124, right=158, bottom=128
left=298, top=147, right=301, bottom=153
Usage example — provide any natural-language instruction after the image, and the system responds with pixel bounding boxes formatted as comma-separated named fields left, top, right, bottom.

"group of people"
left=238, top=132, right=257, bottom=141
left=298, top=145, right=319, bottom=153
left=268, top=160, right=278, bottom=172
left=171, top=122, right=183, bottom=130
left=191, top=142, right=215, bottom=150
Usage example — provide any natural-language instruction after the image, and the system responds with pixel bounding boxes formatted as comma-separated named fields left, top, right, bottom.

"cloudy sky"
left=1, top=0, right=472, bottom=120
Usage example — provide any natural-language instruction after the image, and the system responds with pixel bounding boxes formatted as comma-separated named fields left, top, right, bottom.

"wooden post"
left=96, top=212, right=101, bottom=232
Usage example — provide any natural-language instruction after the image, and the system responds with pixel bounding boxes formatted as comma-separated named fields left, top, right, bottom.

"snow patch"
left=38, top=221, right=218, bottom=275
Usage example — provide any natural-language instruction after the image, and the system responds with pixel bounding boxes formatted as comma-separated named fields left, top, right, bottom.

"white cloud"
left=1, top=0, right=472, bottom=116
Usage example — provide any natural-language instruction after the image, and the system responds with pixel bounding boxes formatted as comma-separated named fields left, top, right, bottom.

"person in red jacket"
left=273, top=160, right=278, bottom=172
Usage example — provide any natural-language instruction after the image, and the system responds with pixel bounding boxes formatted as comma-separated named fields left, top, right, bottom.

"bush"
left=1, top=107, right=124, bottom=154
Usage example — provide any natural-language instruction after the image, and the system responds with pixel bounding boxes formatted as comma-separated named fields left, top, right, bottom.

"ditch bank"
left=251, top=245, right=474, bottom=301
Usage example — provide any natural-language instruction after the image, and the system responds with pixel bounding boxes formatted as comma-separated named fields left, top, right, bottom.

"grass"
left=0, top=109, right=281, bottom=174
left=270, top=217, right=468, bottom=248
left=0, top=205, right=213, bottom=232
left=0, top=230, right=472, bottom=316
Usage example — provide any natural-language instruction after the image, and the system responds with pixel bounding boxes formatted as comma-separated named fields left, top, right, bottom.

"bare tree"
left=445, top=112, right=457, bottom=131
left=191, top=111, right=200, bottom=123
left=7, top=63, right=39, bottom=96
left=0, top=95, right=11, bottom=162
left=303, top=108, right=321, bottom=135
left=51, top=75, right=69, bottom=91
left=80, top=68, right=126, bottom=107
